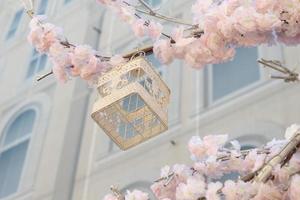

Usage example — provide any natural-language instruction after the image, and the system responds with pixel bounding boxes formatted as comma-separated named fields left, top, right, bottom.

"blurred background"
left=0, top=0, right=300, bottom=199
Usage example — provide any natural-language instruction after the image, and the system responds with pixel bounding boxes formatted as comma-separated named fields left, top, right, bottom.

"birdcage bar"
left=91, top=56, right=170, bottom=150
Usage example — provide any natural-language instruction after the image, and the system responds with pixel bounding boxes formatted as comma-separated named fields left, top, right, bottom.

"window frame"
left=63, top=0, right=73, bottom=5
left=5, top=9, right=24, bottom=41
left=26, top=49, right=48, bottom=80
left=36, top=0, right=49, bottom=15
left=0, top=95, right=51, bottom=200
left=206, top=47, right=266, bottom=107
left=0, top=109, right=37, bottom=199
left=144, top=0, right=163, bottom=7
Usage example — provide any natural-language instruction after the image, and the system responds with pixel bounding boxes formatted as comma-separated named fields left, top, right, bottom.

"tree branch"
left=258, top=59, right=299, bottom=82
left=253, top=132, right=300, bottom=183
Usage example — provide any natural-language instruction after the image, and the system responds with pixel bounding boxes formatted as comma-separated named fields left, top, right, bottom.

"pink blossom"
left=131, top=19, right=146, bottom=37
left=236, top=32, right=272, bottom=46
left=217, top=17, right=238, bottom=40
left=272, top=165, right=290, bottom=187
left=176, top=175, right=206, bottom=200
left=204, top=33, right=225, bottom=52
left=172, top=27, right=195, bottom=58
left=222, top=180, right=257, bottom=200
left=225, top=156, right=244, bottom=172
left=183, top=41, right=213, bottom=68
left=285, top=124, right=300, bottom=140
left=29, top=15, right=47, bottom=29
left=255, top=0, right=276, bottom=13
left=252, top=183, right=282, bottom=200
left=109, top=55, right=127, bottom=66
left=153, top=39, right=174, bottom=64
left=147, top=21, right=163, bottom=40
left=223, top=0, right=241, bottom=16
left=192, top=0, right=212, bottom=15
left=117, top=5, right=135, bottom=23
left=52, top=64, right=68, bottom=83
left=205, top=182, right=222, bottom=200
left=188, top=135, right=228, bottom=159
left=194, top=159, right=226, bottom=179
left=289, top=150, right=300, bottom=171
left=71, top=45, right=94, bottom=69
left=103, top=194, right=118, bottom=200
left=28, top=22, right=63, bottom=53
left=125, top=190, right=148, bottom=200
left=242, top=150, right=266, bottom=172
left=96, top=0, right=112, bottom=5
left=79, top=55, right=102, bottom=80
left=70, top=45, right=106, bottom=81
left=233, top=7, right=257, bottom=34
left=48, top=42, right=73, bottom=82
left=48, top=42, right=72, bottom=67
left=151, top=181, right=177, bottom=200
left=277, top=33, right=300, bottom=46
left=151, top=165, right=191, bottom=200
left=255, top=13, right=281, bottom=32
left=222, top=180, right=238, bottom=200
left=289, top=175, right=300, bottom=200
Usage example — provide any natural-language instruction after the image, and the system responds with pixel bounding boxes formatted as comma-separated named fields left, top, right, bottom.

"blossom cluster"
left=27, top=0, right=300, bottom=83
left=153, top=0, right=300, bottom=68
left=103, top=190, right=149, bottom=200
left=27, top=16, right=126, bottom=83
left=98, top=0, right=300, bottom=68
left=102, top=124, right=300, bottom=200
left=97, top=0, right=163, bottom=40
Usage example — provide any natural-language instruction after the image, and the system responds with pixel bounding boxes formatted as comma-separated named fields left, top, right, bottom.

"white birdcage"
left=91, top=55, right=170, bottom=150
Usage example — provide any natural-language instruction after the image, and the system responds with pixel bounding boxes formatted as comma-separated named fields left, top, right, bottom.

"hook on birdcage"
left=130, top=49, right=146, bottom=61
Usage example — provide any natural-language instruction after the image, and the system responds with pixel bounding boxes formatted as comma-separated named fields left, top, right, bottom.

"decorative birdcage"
left=91, top=55, right=170, bottom=150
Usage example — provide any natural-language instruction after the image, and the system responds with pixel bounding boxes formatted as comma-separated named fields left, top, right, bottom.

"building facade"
left=0, top=0, right=300, bottom=200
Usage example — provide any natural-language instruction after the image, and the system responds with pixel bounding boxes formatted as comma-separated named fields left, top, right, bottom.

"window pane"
left=26, top=59, right=38, bottom=79
left=212, top=48, right=260, bottom=101
left=37, top=54, right=47, bottom=72
left=3, top=110, right=36, bottom=146
left=0, top=140, right=29, bottom=198
left=146, top=0, right=161, bottom=7
left=6, top=10, right=23, bottom=40
left=64, top=0, right=72, bottom=4
left=32, top=49, right=39, bottom=57
left=241, top=144, right=256, bottom=150
left=37, top=0, right=48, bottom=15
left=146, top=54, right=163, bottom=76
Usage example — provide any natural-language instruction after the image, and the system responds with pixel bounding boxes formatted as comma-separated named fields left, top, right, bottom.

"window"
left=37, top=0, right=48, bottom=15
left=64, top=0, right=72, bottom=4
left=5, top=10, right=24, bottom=40
left=146, top=53, right=165, bottom=77
left=211, top=47, right=260, bottom=101
left=145, top=0, right=162, bottom=7
left=26, top=49, right=48, bottom=79
left=0, top=110, right=36, bottom=198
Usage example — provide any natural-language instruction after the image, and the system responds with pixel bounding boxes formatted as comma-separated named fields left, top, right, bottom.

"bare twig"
left=36, top=70, right=53, bottom=81
left=110, top=185, right=125, bottom=200
left=258, top=59, right=299, bottom=82
left=217, top=148, right=270, bottom=162
left=132, top=0, right=195, bottom=26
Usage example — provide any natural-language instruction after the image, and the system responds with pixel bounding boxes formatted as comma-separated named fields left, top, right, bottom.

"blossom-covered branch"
left=99, top=0, right=300, bottom=68
left=102, top=124, right=300, bottom=200
left=25, top=0, right=300, bottom=84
